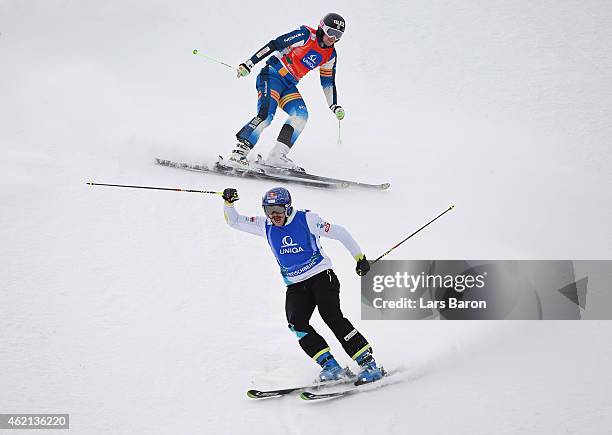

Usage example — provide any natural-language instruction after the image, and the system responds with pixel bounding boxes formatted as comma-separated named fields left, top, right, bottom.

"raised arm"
left=222, top=188, right=266, bottom=237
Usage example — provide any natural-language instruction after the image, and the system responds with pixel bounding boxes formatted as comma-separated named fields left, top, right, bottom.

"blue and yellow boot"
left=316, top=351, right=349, bottom=382
left=355, top=350, right=384, bottom=385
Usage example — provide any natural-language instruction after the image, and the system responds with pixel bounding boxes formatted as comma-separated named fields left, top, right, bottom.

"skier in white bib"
left=222, top=186, right=383, bottom=383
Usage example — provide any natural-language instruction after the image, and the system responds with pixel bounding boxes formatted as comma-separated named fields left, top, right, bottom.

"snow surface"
left=1, top=0, right=612, bottom=434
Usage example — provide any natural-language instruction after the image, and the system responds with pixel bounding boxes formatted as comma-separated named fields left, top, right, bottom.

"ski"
left=155, top=158, right=347, bottom=189
left=299, top=369, right=390, bottom=401
left=254, top=155, right=390, bottom=190
left=247, top=377, right=356, bottom=400
left=299, top=390, right=354, bottom=400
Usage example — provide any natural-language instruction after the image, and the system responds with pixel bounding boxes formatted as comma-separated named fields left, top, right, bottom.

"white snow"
left=1, top=0, right=611, bottom=433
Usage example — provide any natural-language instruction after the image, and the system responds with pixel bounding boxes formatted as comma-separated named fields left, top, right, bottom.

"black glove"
left=222, top=188, right=239, bottom=204
left=355, top=254, right=370, bottom=276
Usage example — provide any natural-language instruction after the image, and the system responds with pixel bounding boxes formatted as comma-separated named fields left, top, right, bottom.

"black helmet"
left=318, top=13, right=345, bottom=42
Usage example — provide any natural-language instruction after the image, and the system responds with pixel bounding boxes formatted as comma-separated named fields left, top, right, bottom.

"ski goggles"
left=263, top=204, right=287, bottom=216
left=319, top=21, right=344, bottom=41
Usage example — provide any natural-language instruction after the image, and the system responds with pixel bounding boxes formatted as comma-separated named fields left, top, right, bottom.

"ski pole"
left=371, top=205, right=455, bottom=264
left=87, top=182, right=222, bottom=195
left=192, top=49, right=233, bottom=70
left=337, top=121, right=342, bottom=144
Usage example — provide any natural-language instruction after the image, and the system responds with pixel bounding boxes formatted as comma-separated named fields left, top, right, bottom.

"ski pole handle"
left=192, top=49, right=234, bottom=70
left=87, top=182, right=222, bottom=195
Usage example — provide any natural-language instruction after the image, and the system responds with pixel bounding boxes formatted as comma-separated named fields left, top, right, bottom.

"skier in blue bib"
left=222, top=186, right=383, bottom=383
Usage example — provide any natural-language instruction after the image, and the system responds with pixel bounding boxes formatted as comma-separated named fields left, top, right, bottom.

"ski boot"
left=355, top=350, right=384, bottom=385
left=225, top=141, right=251, bottom=170
left=316, top=351, right=350, bottom=382
left=265, top=142, right=304, bottom=172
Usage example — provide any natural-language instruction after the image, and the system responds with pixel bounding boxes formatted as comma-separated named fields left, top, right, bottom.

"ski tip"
left=300, top=390, right=343, bottom=400
left=154, top=158, right=171, bottom=166
left=246, top=390, right=258, bottom=399
left=299, top=392, right=313, bottom=401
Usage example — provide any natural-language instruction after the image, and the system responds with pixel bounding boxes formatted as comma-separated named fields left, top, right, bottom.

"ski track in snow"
left=1, top=0, right=611, bottom=434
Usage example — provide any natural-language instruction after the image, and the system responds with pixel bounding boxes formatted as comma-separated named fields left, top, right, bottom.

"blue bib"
left=265, top=211, right=324, bottom=281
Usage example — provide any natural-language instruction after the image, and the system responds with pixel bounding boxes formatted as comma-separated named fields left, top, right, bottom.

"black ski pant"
left=285, top=269, right=372, bottom=362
